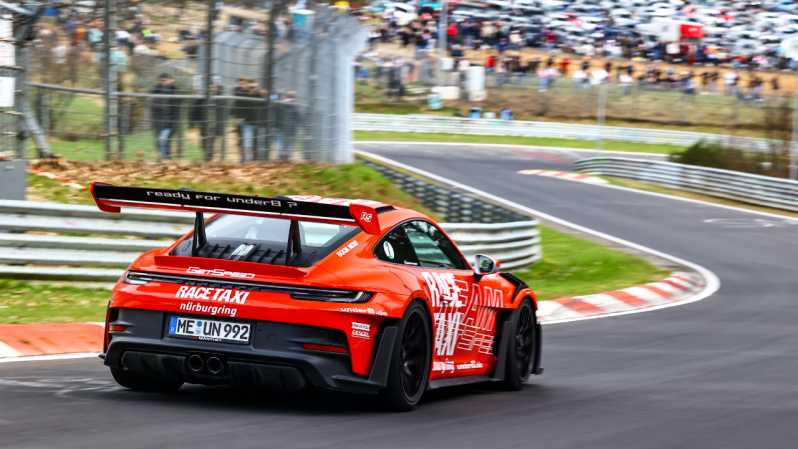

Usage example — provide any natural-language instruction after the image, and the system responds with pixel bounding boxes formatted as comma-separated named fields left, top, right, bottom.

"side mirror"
left=474, top=254, right=500, bottom=276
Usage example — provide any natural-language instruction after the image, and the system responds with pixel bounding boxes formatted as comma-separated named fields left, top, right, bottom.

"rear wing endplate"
left=90, top=182, right=389, bottom=234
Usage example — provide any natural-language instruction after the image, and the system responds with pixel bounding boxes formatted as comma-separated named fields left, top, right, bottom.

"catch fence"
left=16, top=0, right=367, bottom=163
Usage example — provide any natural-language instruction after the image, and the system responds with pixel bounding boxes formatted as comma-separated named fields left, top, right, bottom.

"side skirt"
left=428, top=375, right=493, bottom=390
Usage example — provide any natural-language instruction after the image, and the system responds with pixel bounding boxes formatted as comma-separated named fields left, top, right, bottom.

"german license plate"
left=168, top=316, right=251, bottom=345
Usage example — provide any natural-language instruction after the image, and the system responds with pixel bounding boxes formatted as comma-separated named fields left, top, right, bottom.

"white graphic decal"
left=175, top=286, right=250, bottom=304
left=432, top=360, right=455, bottom=373
left=336, top=240, right=359, bottom=258
left=187, top=266, right=256, bottom=279
left=339, top=306, right=388, bottom=317
left=231, top=244, right=255, bottom=258
left=456, top=361, right=484, bottom=370
left=178, top=301, right=238, bottom=318
left=422, top=272, right=504, bottom=357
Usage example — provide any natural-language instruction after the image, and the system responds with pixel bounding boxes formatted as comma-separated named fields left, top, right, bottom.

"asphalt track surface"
left=2, top=143, right=798, bottom=449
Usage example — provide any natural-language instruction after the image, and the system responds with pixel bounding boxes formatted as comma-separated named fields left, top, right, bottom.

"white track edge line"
left=0, top=352, right=99, bottom=364
left=357, top=141, right=798, bottom=223
left=583, top=176, right=798, bottom=223
left=356, top=150, right=721, bottom=325
left=0, top=341, right=22, bottom=358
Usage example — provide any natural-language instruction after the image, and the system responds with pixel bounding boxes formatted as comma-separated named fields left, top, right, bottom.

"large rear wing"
left=90, top=182, right=392, bottom=234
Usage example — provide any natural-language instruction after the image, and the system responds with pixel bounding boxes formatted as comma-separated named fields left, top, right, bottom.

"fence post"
left=790, top=77, right=798, bottom=180
left=305, top=0, right=319, bottom=161
left=117, top=77, right=126, bottom=158
left=13, top=44, right=25, bottom=158
left=176, top=98, right=185, bottom=159
left=102, top=0, right=118, bottom=160
left=220, top=97, right=228, bottom=161
left=596, top=82, right=607, bottom=151
left=263, top=2, right=278, bottom=161
left=202, top=0, right=217, bottom=162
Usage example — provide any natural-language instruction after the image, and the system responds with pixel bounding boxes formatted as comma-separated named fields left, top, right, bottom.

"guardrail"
left=0, top=200, right=540, bottom=282
left=574, top=157, right=798, bottom=212
left=352, top=113, right=773, bottom=151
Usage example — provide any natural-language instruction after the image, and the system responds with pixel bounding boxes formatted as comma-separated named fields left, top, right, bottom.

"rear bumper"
left=103, top=309, right=397, bottom=394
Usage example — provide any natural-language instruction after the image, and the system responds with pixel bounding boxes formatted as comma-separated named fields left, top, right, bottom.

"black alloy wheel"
left=400, top=311, right=427, bottom=399
left=502, top=299, right=536, bottom=390
left=382, top=302, right=432, bottom=411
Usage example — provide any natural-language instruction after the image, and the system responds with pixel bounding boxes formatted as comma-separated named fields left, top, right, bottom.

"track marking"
left=0, top=352, right=98, bottom=364
left=357, top=150, right=721, bottom=325
left=357, top=141, right=798, bottom=223
left=0, top=342, right=21, bottom=358
left=518, top=169, right=608, bottom=185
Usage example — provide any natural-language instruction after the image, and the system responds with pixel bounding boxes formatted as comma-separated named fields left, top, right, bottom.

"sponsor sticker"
left=456, top=361, right=484, bottom=370
left=433, top=360, right=455, bottom=373
left=351, top=321, right=371, bottom=339
left=339, top=306, right=388, bottom=317
left=336, top=240, right=359, bottom=258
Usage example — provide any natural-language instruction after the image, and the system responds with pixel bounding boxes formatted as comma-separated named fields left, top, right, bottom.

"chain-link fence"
left=355, top=51, right=796, bottom=141
left=18, top=0, right=367, bottom=163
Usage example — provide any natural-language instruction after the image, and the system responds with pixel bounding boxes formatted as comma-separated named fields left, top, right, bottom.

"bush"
left=669, top=141, right=789, bottom=178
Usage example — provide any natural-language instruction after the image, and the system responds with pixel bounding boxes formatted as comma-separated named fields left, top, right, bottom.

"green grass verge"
left=0, top=280, right=110, bottom=324
left=32, top=132, right=204, bottom=162
left=354, top=130, right=684, bottom=155
left=6, top=163, right=668, bottom=323
left=513, top=226, right=668, bottom=301
left=27, top=162, right=431, bottom=214
left=0, top=226, right=667, bottom=323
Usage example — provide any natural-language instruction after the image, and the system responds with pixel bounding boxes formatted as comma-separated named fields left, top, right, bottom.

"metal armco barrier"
left=0, top=160, right=26, bottom=201
left=0, top=198, right=541, bottom=282
left=362, top=159, right=528, bottom=223
left=352, top=113, right=773, bottom=151
left=575, top=157, right=798, bottom=212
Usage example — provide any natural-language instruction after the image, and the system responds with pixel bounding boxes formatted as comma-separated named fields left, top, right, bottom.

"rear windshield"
left=171, top=215, right=360, bottom=267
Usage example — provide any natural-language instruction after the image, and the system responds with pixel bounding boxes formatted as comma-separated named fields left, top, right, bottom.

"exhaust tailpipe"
left=206, top=356, right=225, bottom=375
left=188, top=354, right=205, bottom=373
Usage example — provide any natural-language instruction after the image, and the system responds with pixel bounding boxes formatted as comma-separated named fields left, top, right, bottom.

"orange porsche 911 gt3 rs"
left=92, top=183, right=542, bottom=411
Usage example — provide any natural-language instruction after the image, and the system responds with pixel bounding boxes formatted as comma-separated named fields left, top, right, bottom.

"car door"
left=400, top=220, right=501, bottom=378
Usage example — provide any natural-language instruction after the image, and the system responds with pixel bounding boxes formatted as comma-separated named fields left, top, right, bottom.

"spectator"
left=233, top=78, right=265, bottom=162
left=724, top=70, right=739, bottom=97
left=619, top=70, right=633, bottom=95
left=189, top=83, right=225, bottom=162
left=591, top=65, right=608, bottom=86
left=682, top=71, right=696, bottom=97
left=275, top=91, right=300, bottom=161
left=150, top=73, right=180, bottom=160
left=572, top=66, right=589, bottom=89
left=770, top=76, right=780, bottom=95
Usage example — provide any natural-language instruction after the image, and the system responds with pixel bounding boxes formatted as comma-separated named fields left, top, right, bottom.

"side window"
left=376, top=226, right=420, bottom=266
left=403, top=221, right=468, bottom=270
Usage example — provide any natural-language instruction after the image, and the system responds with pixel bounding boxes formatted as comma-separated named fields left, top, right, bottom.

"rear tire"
left=501, top=299, right=537, bottom=391
left=111, top=366, right=183, bottom=393
left=381, top=302, right=432, bottom=412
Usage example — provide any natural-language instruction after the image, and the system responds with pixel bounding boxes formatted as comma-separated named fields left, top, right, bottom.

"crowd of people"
left=480, top=53, right=782, bottom=100
left=148, top=74, right=300, bottom=162
left=363, top=11, right=789, bottom=102
left=365, top=0, right=798, bottom=72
